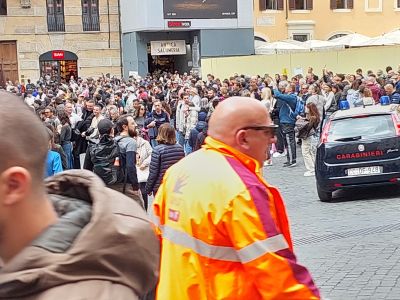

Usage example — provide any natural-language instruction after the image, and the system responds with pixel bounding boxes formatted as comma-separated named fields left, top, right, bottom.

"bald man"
left=0, top=92, right=160, bottom=299
left=152, top=97, right=320, bottom=299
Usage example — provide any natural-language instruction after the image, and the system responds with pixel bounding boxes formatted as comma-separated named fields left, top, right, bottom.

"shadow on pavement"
left=331, top=184, right=400, bottom=203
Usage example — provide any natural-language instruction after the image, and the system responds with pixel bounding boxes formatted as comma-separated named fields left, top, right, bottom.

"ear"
left=0, top=167, right=32, bottom=206
left=236, top=130, right=251, bottom=151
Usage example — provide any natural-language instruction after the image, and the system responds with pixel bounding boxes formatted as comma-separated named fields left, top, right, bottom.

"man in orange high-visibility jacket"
left=152, top=97, right=320, bottom=299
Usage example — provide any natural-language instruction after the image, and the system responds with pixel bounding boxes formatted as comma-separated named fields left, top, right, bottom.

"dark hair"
left=156, top=123, right=176, bottom=145
left=351, top=79, right=362, bottom=90
left=307, top=102, right=320, bottom=128
left=116, top=114, right=130, bottom=134
left=59, top=111, right=71, bottom=126
left=162, top=101, right=172, bottom=116
left=135, top=104, right=147, bottom=118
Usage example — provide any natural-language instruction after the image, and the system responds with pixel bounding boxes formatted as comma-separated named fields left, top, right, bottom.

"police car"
left=315, top=104, right=400, bottom=202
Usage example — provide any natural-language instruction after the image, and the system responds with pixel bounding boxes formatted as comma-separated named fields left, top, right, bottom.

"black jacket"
left=145, top=143, right=185, bottom=195
left=188, top=121, right=207, bottom=149
left=89, top=135, right=119, bottom=185
left=144, top=111, right=170, bottom=139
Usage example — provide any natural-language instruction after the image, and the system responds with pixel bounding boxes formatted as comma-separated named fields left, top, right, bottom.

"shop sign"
left=52, top=50, right=65, bottom=60
left=150, top=40, right=186, bottom=56
left=168, top=21, right=191, bottom=28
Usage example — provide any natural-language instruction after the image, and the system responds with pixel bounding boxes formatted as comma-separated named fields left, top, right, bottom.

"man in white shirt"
left=65, top=102, right=82, bottom=129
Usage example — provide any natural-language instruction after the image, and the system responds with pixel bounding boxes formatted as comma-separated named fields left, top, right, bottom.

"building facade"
left=254, top=0, right=400, bottom=42
left=120, top=0, right=254, bottom=77
left=0, top=0, right=121, bottom=86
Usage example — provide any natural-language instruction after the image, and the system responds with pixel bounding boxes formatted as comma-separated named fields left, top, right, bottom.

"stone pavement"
left=264, top=151, right=400, bottom=300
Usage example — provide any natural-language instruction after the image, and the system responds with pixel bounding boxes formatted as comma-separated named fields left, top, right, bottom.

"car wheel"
left=317, top=182, right=333, bottom=202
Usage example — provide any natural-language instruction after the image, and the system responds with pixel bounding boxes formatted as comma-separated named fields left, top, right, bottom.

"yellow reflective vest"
left=152, top=136, right=320, bottom=299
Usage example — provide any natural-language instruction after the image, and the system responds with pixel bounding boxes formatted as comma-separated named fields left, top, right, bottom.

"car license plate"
left=347, top=166, right=382, bottom=176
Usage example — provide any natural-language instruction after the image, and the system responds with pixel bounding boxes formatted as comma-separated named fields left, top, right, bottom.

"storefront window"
left=39, top=51, right=78, bottom=82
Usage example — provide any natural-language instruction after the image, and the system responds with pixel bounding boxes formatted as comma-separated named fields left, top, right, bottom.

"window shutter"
left=277, top=0, right=284, bottom=10
left=347, top=0, right=354, bottom=9
left=289, top=0, right=296, bottom=10
left=259, top=0, right=267, bottom=11
left=306, top=0, right=313, bottom=9
left=330, top=0, right=337, bottom=9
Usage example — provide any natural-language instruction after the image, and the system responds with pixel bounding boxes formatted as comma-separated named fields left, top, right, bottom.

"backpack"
left=90, top=136, right=128, bottom=187
left=288, top=96, right=305, bottom=121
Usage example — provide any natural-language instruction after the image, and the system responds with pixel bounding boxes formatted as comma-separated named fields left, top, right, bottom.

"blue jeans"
left=184, top=140, right=192, bottom=156
left=176, top=131, right=185, bottom=147
left=62, top=142, right=74, bottom=170
left=150, top=139, right=158, bottom=148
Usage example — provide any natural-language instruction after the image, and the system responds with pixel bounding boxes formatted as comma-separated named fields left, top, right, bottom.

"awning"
left=39, top=50, right=78, bottom=61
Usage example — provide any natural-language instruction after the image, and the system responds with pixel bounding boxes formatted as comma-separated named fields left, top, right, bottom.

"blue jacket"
left=45, top=151, right=63, bottom=178
left=273, top=90, right=297, bottom=125
left=390, top=91, right=400, bottom=104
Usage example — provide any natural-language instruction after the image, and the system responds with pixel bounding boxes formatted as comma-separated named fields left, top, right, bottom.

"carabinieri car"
left=315, top=104, right=400, bottom=202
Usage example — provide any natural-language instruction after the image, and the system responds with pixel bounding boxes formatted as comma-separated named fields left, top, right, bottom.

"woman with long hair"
left=134, top=103, right=147, bottom=131
left=297, top=102, right=320, bottom=177
left=59, top=111, right=74, bottom=169
left=145, top=123, right=185, bottom=196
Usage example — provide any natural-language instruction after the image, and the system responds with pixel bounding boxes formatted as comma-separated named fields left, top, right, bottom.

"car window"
left=327, top=115, right=395, bottom=142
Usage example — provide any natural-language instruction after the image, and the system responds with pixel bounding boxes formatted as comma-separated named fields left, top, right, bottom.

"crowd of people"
left=2, top=65, right=400, bottom=299
left=4, top=64, right=400, bottom=183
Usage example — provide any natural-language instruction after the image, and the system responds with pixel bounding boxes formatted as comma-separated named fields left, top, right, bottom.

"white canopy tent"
left=354, top=35, right=397, bottom=47
left=382, top=29, right=400, bottom=44
left=255, top=41, right=309, bottom=55
left=302, top=39, right=345, bottom=51
left=330, top=33, right=370, bottom=47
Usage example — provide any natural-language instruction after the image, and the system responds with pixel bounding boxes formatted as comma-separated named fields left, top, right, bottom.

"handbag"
left=295, top=118, right=312, bottom=139
left=136, top=166, right=150, bottom=183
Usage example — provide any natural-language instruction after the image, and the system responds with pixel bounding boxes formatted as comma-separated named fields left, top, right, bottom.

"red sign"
left=52, top=50, right=65, bottom=60
left=168, top=21, right=191, bottom=28
left=336, top=150, right=384, bottom=160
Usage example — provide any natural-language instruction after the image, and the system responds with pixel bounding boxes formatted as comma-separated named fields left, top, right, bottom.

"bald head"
left=0, top=91, right=48, bottom=182
left=208, top=97, right=271, bottom=146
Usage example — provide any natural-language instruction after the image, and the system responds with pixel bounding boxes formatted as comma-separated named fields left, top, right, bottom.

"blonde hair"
left=261, top=87, right=273, bottom=101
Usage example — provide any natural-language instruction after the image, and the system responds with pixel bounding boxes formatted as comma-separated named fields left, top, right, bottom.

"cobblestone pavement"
left=264, top=151, right=400, bottom=300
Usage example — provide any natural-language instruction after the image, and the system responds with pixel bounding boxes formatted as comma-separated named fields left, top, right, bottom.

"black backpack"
left=90, top=136, right=128, bottom=187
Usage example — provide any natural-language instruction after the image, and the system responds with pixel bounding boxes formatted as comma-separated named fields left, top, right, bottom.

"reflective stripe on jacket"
left=153, top=136, right=320, bottom=300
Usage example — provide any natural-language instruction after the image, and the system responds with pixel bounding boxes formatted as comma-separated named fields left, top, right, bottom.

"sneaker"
left=287, top=162, right=297, bottom=168
left=304, top=171, right=315, bottom=177
left=283, top=161, right=291, bottom=167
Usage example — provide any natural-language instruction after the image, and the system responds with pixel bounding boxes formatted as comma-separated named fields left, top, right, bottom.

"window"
left=47, top=0, right=65, bottom=32
left=327, top=115, right=395, bottom=143
left=82, top=0, right=100, bottom=31
left=293, top=34, right=309, bottom=42
left=396, top=0, right=400, bottom=8
left=365, top=0, right=382, bottom=12
left=289, top=0, right=313, bottom=10
left=0, top=0, right=6, bottom=15
left=330, top=0, right=354, bottom=9
left=260, top=0, right=284, bottom=10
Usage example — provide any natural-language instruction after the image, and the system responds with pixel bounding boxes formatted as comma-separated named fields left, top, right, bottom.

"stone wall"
left=1, top=0, right=122, bottom=81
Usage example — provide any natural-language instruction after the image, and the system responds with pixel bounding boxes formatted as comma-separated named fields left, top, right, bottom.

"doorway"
left=39, top=50, right=78, bottom=82
left=0, top=41, right=18, bottom=87
left=148, top=54, right=176, bottom=74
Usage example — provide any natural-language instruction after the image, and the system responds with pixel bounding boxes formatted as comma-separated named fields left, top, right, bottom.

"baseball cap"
left=98, top=119, right=114, bottom=135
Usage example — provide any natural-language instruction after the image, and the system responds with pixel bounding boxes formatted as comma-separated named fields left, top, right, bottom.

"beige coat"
left=0, top=170, right=160, bottom=300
